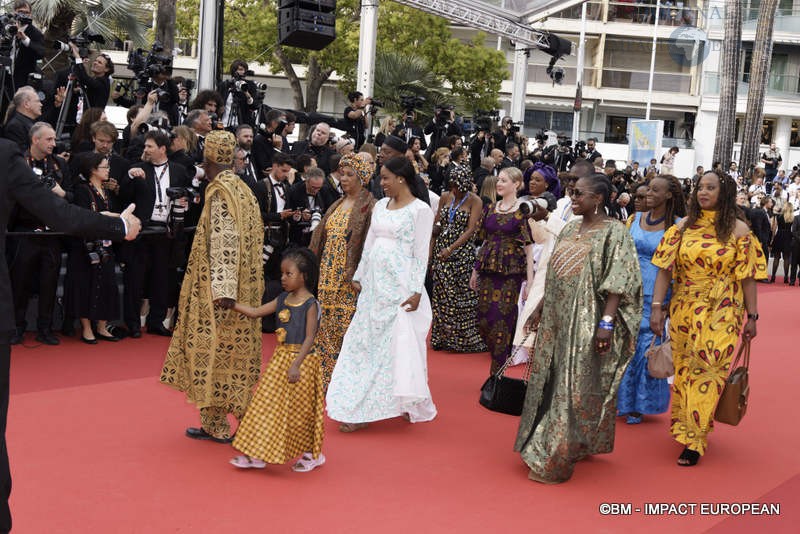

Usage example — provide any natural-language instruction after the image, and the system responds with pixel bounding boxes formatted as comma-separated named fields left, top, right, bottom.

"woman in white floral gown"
left=326, top=156, right=437, bottom=431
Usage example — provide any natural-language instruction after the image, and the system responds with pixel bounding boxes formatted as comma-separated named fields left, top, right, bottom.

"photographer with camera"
left=8, top=1, right=43, bottom=92
left=343, top=91, right=374, bottom=149
left=396, top=109, right=426, bottom=148
left=3, top=85, right=40, bottom=149
left=761, top=142, right=782, bottom=194
left=492, top=116, right=523, bottom=155
left=8, top=122, right=72, bottom=346
left=469, top=124, right=495, bottom=171
left=218, top=60, right=259, bottom=129
left=118, top=131, right=191, bottom=338
left=64, top=42, right=113, bottom=109
left=252, top=108, right=286, bottom=175
left=64, top=152, right=122, bottom=343
left=292, top=122, right=335, bottom=175
left=424, top=104, right=462, bottom=161
left=286, top=166, right=326, bottom=247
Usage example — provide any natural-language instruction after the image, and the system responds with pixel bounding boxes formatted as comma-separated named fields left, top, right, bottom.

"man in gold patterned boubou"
left=160, top=130, right=265, bottom=443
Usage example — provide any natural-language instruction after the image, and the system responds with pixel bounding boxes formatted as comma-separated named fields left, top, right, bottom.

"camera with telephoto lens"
left=31, top=167, right=58, bottom=190
left=85, top=240, right=113, bottom=265
left=54, top=29, right=105, bottom=59
left=296, top=208, right=323, bottom=232
left=518, top=197, right=549, bottom=216
left=165, top=186, right=200, bottom=238
left=0, top=12, right=31, bottom=52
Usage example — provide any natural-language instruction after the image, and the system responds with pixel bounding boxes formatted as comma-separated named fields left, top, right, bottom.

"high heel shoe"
left=81, top=335, right=98, bottom=345
left=96, top=332, right=120, bottom=342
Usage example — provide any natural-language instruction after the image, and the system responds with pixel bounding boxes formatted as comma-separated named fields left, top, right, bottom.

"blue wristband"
left=598, top=320, right=615, bottom=331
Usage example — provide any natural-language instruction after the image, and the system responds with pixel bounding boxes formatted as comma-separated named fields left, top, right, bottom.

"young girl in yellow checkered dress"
left=229, top=248, right=326, bottom=472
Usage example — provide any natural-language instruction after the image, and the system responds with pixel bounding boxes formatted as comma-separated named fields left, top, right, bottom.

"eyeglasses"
left=97, top=165, right=110, bottom=169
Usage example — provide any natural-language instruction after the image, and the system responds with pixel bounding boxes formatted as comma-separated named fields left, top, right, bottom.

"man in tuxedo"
left=292, top=122, right=335, bottom=175
left=234, top=124, right=258, bottom=190
left=0, top=136, right=141, bottom=534
left=71, top=120, right=129, bottom=210
left=396, top=110, right=426, bottom=149
left=286, top=167, right=326, bottom=247
left=251, top=152, right=293, bottom=332
left=9, top=1, right=44, bottom=93
left=3, top=86, right=41, bottom=150
left=119, top=131, right=191, bottom=337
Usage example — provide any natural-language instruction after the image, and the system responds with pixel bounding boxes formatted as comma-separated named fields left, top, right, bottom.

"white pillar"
left=197, top=0, right=220, bottom=90
left=510, top=42, right=528, bottom=125
left=645, top=1, right=662, bottom=120
left=572, top=2, right=587, bottom=142
left=356, top=0, right=380, bottom=97
left=775, top=114, right=792, bottom=154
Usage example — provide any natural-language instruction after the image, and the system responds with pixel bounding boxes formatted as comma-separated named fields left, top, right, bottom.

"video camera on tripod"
left=0, top=11, right=31, bottom=52
left=127, top=42, right=173, bottom=104
left=400, top=95, right=425, bottom=114
left=53, top=29, right=105, bottom=59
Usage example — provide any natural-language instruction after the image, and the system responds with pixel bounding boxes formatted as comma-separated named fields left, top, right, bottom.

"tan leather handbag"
left=714, top=341, right=750, bottom=426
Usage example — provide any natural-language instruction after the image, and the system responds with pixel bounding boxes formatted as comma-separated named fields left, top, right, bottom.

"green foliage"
left=33, top=0, right=149, bottom=47
left=172, top=0, right=504, bottom=112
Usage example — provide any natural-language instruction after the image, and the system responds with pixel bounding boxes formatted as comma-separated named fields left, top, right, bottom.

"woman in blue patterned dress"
left=326, top=157, right=437, bottom=431
left=617, top=175, right=685, bottom=423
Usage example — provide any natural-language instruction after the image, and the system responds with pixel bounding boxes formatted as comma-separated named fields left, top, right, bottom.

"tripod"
left=0, top=56, right=15, bottom=120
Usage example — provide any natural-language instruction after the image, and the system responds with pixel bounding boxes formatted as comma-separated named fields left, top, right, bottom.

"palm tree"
left=739, top=0, right=779, bottom=177
left=712, top=0, right=741, bottom=166
left=32, top=0, right=148, bottom=73
left=373, top=50, right=448, bottom=123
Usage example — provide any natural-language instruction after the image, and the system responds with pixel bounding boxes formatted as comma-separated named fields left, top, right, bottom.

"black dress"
left=64, top=182, right=120, bottom=320
left=772, top=216, right=793, bottom=255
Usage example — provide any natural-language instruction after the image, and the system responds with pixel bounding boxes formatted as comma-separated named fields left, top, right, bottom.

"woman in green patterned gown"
left=514, top=174, right=643, bottom=484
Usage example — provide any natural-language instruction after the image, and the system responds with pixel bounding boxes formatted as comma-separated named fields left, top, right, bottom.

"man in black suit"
left=292, top=122, right=335, bottom=175
left=3, top=86, right=41, bottom=150
left=8, top=122, right=72, bottom=346
left=119, top=131, right=190, bottom=337
left=396, top=110, right=426, bottom=150
left=286, top=167, right=326, bottom=247
left=318, top=153, right=343, bottom=211
left=252, top=109, right=285, bottom=177
left=251, top=152, right=293, bottom=332
left=234, top=124, right=258, bottom=190
left=71, top=120, right=129, bottom=211
left=9, top=1, right=44, bottom=92
left=0, top=136, right=141, bottom=534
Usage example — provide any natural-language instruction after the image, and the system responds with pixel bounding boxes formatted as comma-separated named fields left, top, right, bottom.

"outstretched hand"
left=119, top=204, right=141, bottom=241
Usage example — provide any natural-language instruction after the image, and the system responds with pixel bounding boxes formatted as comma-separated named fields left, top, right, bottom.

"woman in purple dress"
left=470, top=167, right=532, bottom=372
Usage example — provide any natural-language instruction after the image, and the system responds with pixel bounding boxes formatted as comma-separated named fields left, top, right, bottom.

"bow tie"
left=152, top=161, right=168, bottom=168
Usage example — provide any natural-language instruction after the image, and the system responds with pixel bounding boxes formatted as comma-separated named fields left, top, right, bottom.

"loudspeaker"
left=278, top=0, right=336, bottom=51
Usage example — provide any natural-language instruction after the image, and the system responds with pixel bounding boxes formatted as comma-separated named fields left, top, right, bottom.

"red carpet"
left=8, top=284, right=798, bottom=533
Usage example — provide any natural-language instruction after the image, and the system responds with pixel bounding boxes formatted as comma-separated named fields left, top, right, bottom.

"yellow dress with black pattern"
left=651, top=210, right=767, bottom=454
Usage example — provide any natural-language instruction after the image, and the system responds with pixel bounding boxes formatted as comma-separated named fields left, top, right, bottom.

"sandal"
left=292, top=453, right=326, bottom=473
left=229, top=455, right=266, bottom=469
left=338, top=422, right=368, bottom=433
left=677, top=448, right=700, bottom=467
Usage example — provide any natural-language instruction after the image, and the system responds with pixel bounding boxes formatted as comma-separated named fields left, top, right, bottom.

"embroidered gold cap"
left=339, top=153, right=373, bottom=185
left=204, top=130, right=236, bottom=164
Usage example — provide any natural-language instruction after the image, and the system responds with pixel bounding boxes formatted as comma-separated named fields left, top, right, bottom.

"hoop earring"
left=594, top=203, right=599, bottom=215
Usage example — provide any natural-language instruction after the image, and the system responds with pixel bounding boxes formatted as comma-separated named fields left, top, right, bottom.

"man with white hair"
left=616, top=191, right=631, bottom=221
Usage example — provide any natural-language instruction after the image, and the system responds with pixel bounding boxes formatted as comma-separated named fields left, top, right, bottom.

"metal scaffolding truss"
left=392, top=0, right=584, bottom=50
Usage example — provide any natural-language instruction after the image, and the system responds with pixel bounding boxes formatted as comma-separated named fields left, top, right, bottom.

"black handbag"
left=479, top=333, right=532, bottom=416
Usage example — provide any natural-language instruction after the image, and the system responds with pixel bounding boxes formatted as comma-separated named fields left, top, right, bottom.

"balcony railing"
left=601, top=68, right=692, bottom=93
left=704, top=72, right=800, bottom=97
left=552, top=1, right=700, bottom=28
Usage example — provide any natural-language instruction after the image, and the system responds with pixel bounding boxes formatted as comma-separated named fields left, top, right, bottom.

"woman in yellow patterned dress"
left=651, top=171, right=767, bottom=467
left=310, top=154, right=376, bottom=390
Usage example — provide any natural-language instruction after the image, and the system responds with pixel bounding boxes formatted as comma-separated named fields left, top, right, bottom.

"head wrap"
left=339, top=153, right=372, bottom=185
left=448, top=163, right=473, bottom=193
left=527, top=162, right=561, bottom=199
left=204, top=130, right=236, bottom=164
left=382, top=135, right=408, bottom=154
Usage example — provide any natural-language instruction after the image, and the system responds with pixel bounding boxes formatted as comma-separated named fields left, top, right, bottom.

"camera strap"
left=153, top=163, right=169, bottom=208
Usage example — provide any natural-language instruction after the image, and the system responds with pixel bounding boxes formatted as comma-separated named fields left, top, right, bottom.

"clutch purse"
left=646, top=329, right=673, bottom=379
left=479, top=334, right=532, bottom=416
left=714, top=340, right=750, bottom=426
